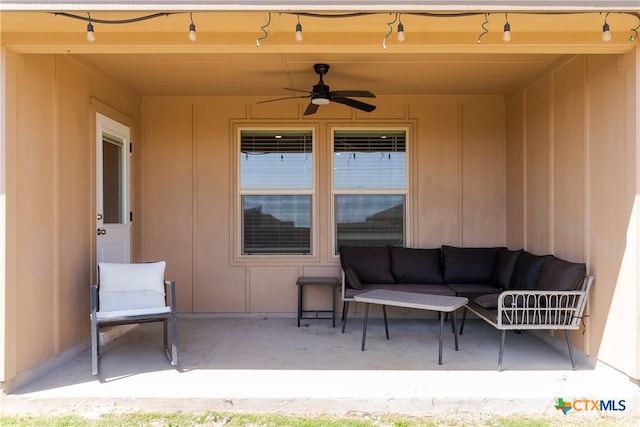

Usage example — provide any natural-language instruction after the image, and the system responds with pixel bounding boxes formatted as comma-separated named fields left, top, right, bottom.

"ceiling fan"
left=257, top=63, right=376, bottom=115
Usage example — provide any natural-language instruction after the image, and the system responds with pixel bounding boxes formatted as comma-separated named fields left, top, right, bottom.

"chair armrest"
left=496, top=289, right=589, bottom=329
left=164, top=280, right=177, bottom=312
left=90, top=284, right=98, bottom=316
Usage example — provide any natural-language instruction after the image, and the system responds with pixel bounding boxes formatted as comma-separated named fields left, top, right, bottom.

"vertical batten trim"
left=52, top=55, right=61, bottom=355
left=522, top=90, right=528, bottom=250
left=583, top=55, right=592, bottom=356
left=458, top=102, right=464, bottom=246
left=191, top=102, right=198, bottom=313
left=548, top=69, right=555, bottom=255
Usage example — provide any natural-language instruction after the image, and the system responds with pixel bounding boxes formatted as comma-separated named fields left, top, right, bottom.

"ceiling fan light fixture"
left=312, top=97, right=330, bottom=105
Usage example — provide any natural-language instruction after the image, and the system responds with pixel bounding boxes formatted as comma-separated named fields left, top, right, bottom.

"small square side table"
left=296, top=276, right=340, bottom=327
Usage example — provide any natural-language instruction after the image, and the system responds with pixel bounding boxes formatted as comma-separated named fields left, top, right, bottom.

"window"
left=239, top=130, right=313, bottom=255
left=333, top=129, right=407, bottom=253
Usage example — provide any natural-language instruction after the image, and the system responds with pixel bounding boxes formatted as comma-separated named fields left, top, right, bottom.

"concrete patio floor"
left=1, top=314, right=639, bottom=422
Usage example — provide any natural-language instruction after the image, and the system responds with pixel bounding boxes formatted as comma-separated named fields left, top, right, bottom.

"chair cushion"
left=99, top=261, right=167, bottom=312
left=442, top=245, right=501, bottom=284
left=340, top=246, right=395, bottom=284
left=390, top=247, right=443, bottom=284
left=537, top=256, right=586, bottom=291
left=96, top=306, right=171, bottom=321
left=510, top=252, right=551, bottom=290
left=343, top=266, right=363, bottom=290
left=492, top=248, right=522, bottom=289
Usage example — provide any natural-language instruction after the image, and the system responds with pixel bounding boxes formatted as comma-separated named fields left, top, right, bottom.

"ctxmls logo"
left=555, top=398, right=626, bottom=415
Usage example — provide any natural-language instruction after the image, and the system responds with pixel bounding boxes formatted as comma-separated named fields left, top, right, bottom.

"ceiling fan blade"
left=329, top=90, right=376, bottom=98
left=304, top=102, right=319, bottom=115
left=284, top=87, right=312, bottom=94
left=331, top=97, right=377, bottom=112
left=257, top=95, right=309, bottom=104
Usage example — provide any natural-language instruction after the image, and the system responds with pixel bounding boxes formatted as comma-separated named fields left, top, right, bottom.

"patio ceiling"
left=1, top=10, right=639, bottom=96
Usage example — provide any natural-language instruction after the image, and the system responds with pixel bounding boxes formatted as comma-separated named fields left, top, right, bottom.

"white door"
left=96, top=113, right=131, bottom=264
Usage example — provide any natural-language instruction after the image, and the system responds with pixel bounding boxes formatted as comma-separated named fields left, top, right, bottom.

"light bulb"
left=602, top=23, right=612, bottom=42
left=502, top=22, right=511, bottom=42
left=295, top=22, right=303, bottom=42
left=188, top=23, right=197, bottom=42
left=86, top=22, right=95, bottom=42
left=397, top=22, right=405, bottom=42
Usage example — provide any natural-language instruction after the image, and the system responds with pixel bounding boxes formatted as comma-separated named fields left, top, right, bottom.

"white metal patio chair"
left=90, top=261, right=177, bottom=375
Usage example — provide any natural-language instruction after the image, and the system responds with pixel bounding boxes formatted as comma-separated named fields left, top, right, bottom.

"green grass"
left=0, top=412, right=637, bottom=427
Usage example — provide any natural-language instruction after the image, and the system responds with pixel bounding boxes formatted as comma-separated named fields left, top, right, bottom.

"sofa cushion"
left=442, top=245, right=501, bottom=284
left=344, top=283, right=455, bottom=299
left=340, top=246, right=395, bottom=284
left=446, top=283, right=501, bottom=299
left=510, top=251, right=551, bottom=290
left=343, top=266, right=363, bottom=290
left=537, top=256, right=586, bottom=291
left=492, top=248, right=523, bottom=289
left=390, top=247, right=443, bottom=284
left=473, top=293, right=537, bottom=309
left=474, top=293, right=500, bottom=309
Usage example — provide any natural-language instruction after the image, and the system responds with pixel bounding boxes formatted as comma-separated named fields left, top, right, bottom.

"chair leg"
left=163, top=315, right=178, bottom=367
left=91, top=318, right=99, bottom=376
left=498, top=330, right=506, bottom=371
left=171, top=313, right=178, bottom=366
left=564, top=330, right=576, bottom=370
left=341, top=301, right=350, bottom=333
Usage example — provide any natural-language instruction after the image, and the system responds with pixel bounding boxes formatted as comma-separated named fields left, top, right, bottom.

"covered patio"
left=1, top=1, right=640, bottom=416
left=2, top=315, right=638, bottom=418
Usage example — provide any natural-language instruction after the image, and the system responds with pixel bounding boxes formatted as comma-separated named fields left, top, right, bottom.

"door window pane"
left=102, top=134, right=123, bottom=224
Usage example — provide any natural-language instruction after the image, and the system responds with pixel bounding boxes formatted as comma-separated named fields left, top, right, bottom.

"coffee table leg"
left=382, top=305, right=389, bottom=340
left=453, top=309, right=459, bottom=351
left=439, top=310, right=444, bottom=365
left=361, top=303, right=370, bottom=351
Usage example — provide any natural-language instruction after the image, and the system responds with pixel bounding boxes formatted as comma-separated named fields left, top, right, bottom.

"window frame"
left=330, top=126, right=410, bottom=257
left=235, top=126, right=318, bottom=260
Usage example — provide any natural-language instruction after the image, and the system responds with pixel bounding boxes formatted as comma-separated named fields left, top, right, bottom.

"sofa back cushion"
left=343, top=266, right=363, bottom=289
left=442, top=245, right=501, bottom=284
left=491, top=248, right=522, bottom=289
left=510, top=251, right=551, bottom=290
left=340, top=246, right=395, bottom=284
left=390, top=247, right=443, bottom=284
left=537, top=256, right=586, bottom=291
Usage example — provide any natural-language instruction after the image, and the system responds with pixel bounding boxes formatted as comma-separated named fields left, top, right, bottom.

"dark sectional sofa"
left=340, top=245, right=593, bottom=369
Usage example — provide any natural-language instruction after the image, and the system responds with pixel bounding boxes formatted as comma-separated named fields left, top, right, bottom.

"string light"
left=86, top=13, right=95, bottom=42
left=602, top=13, right=612, bottom=42
left=51, top=10, right=640, bottom=47
left=295, top=15, right=303, bottom=42
left=188, top=13, right=197, bottom=42
left=397, top=15, right=405, bottom=42
left=503, top=14, right=511, bottom=42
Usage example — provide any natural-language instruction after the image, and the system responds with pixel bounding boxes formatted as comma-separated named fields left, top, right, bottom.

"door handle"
left=97, top=228, right=107, bottom=236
